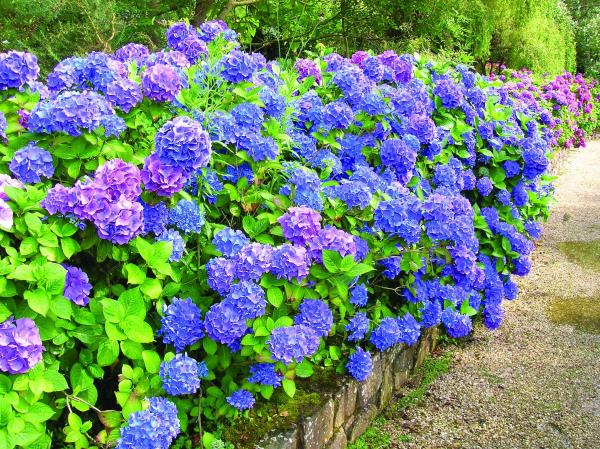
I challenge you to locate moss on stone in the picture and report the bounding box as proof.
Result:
[546,296,600,334]
[557,239,600,272]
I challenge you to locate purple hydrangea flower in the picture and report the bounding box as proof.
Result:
[204,301,248,345]
[234,243,273,281]
[116,397,180,449]
[155,116,212,174]
[307,226,357,263]
[160,353,202,396]
[0,199,13,230]
[0,51,40,90]
[114,43,150,64]
[0,112,6,140]
[0,318,44,374]
[213,227,250,257]
[248,363,283,387]
[346,312,369,341]
[206,257,236,295]
[156,229,185,262]
[63,265,92,306]
[268,325,320,365]
[159,298,204,352]
[278,206,322,245]
[220,50,258,83]
[346,347,373,381]
[224,280,266,320]
[141,64,183,102]
[271,244,310,282]
[9,143,54,184]
[226,389,255,410]
[142,153,188,197]
[294,58,322,84]
[374,195,422,244]
[105,78,142,112]
[476,177,493,196]
[293,299,333,337]
[169,199,205,234]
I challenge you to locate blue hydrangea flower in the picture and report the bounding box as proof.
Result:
[0,317,44,374]
[224,280,266,320]
[248,363,284,387]
[105,78,142,112]
[346,312,369,342]
[156,229,185,262]
[213,227,250,257]
[206,257,236,295]
[220,50,258,83]
[370,317,400,351]
[374,195,422,244]
[483,304,504,330]
[349,284,368,307]
[63,265,92,306]
[226,389,255,410]
[234,243,273,281]
[141,63,184,102]
[271,244,310,282]
[224,163,254,184]
[322,100,354,129]
[0,112,6,140]
[169,200,205,234]
[330,181,372,209]
[420,300,442,328]
[441,308,472,338]
[142,202,168,236]
[476,177,493,196]
[159,298,204,352]
[160,353,202,396]
[307,226,357,263]
[380,256,401,279]
[268,325,320,365]
[232,102,264,131]
[346,347,373,381]
[0,51,40,90]
[293,299,333,337]
[397,313,421,346]
[259,87,286,118]
[116,397,180,449]
[9,143,54,184]
[204,301,248,345]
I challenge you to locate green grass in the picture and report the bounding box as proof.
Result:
[349,351,453,448]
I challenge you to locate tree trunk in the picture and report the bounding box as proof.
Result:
[192,0,212,26]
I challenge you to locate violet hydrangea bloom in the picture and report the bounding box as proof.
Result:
[307,225,357,263]
[142,202,169,236]
[293,299,333,337]
[141,153,188,197]
[294,58,322,84]
[374,195,423,244]
[271,244,310,282]
[114,43,150,64]
[206,257,236,295]
[155,116,212,173]
[0,51,40,90]
[105,78,142,113]
[9,143,54,184]
[268,325,320,365]
[278,206,322,245]
[0,111,6,140]
[212,227,250,257]
[0,199,13,230]
[141,63,183,102]
[115,397,180,449]
[0,317,44,374]
[63,265,92,306]
[219,50,258,83]
[346,347,373,381]
[158,298,204,352]
[224,281,266,320]
[226,389,255,410]
[160,353,202,396]
[234,243,273,281]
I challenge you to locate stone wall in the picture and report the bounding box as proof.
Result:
[257,327,439,449]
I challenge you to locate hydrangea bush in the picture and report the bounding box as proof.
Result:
[0,20,598,449]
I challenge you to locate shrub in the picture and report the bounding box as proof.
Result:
[0,20,597,449]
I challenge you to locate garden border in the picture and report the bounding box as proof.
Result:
[256,327,439,449]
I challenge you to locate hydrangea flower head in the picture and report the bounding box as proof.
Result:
[212,227,250,257]
[397,313,421,346]
[346,347,373,381]
[0,318,44,374]
[142,202,169,236]
[279,206,322,245]
[9,143,54,184]
[0,51,40,90]
[142,153,188,197]
[160,353,202,396]
[206,257,236,295]
[141,64,183,102]
[248,363,283,387]
[349,284,368,307]
[234,243,273,281]
[370,317,400,351]
[226,389,255,410]
[204,301,248,345]
[271,244,311,282]
[293,299,333,337]
[169,200,205,234]
[159,298,204,352]
[346,312,369,341]
[116,397,180,449]
[155,116,212,173]
[156,229,185,262]
[224,280,266,320]
[63,265,92,306]
[268,325,320,365]
[441,308,472,338]
[220,50,258,83]
[307,226,357,263]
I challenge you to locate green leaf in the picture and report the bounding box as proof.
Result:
[13,422,43,447]
[329,346,341,361]
[24,213,43,235]
[23,402,55,423]
[102,299,126,324]
[0,400,14,427]
[345,263,375,278]
[43,371,68,393]
[203,338,218,355]
[266,288,284,307]
[121,318,154,343]
[119,288,146,319]
[125,264,146,285]
[97,339,120,366]
[141,350,161,374]
[295,360,314,378]
[61,238,81,259]
[24,289,50,316]
[282,379,296,398]
[322,250,341,273]
[140,278,162,299]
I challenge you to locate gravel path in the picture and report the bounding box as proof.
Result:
[383,143,600,449]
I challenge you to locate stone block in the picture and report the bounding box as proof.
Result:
[393,346,415,391]
[347,405,378,444]
[302,398,334,449]
[326,429,347,449]
[379,368,393,408]
[256,427,299,449]
[357,354,382,407]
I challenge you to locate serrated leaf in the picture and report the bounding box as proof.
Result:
[121,318,154,343]
[97,339,120,366]
[322,250,341,273]
[142,350,161,374]
[295,360,314,378]
[282,379,296,398]
[266,288,283,307]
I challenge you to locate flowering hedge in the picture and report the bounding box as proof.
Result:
[0,20,598,449]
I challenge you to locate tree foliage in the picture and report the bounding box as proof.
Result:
[0,0,585,75]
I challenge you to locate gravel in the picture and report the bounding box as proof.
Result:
[382,144,600,449]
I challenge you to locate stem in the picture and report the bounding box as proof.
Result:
[198,385,204,449]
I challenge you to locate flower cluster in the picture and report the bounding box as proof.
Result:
[0,318,44,374]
